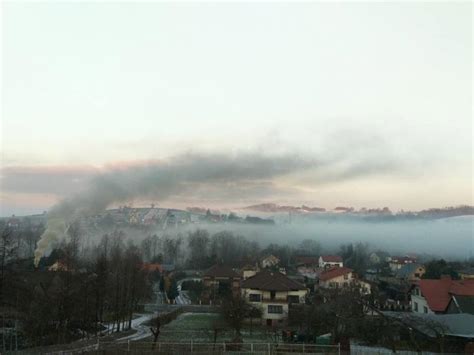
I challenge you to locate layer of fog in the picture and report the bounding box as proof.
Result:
[81,216,473,261]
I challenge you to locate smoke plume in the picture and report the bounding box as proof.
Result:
[33,148,401,265]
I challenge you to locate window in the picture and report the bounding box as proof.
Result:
[268,305,283,314]
[423,306,428,314]
[249,294,261,302]
[344,274,349,280]
[270,291,276,300]
[413,302,418,312]
[287,295,299,304]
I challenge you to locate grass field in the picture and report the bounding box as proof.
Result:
[151,312,282,343]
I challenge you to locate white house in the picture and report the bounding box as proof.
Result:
[318,267,354,289]
[318,255,343,269]
[261,255,280,269]
[241,271,308,326]
[389,256,416,272]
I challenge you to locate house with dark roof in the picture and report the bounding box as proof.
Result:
[241,271,308,326]
[295,256,320,268]
[411,276,474,314]
[318,255,343,269]
[202,264,241,300]
[389,256,416,272]
[395,263,426,281]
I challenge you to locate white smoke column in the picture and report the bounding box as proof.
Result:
[34,217,68,264]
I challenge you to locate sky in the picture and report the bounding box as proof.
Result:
[1,1,473,216]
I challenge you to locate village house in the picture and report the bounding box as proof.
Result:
[295,256,320,268]
[318,267,371,294]
[241,270,308,326]
[389,256,416,272]
[318,255,343,269]
[318,267,354,289]
[241,264,259,280]
[411,276,474,314]
[295,256,322,280]
[202,264,241,300]
[261,255,280,269]
[369,251,390,265]
[395,263,426,281]
[458,267,474,280]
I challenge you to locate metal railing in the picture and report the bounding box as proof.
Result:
[94,340,341,354]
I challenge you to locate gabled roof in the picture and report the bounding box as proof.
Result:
[418,278,474,312]
[320,255,343,263]
[450,295,474,315]
[395,263,424,279]
[204,264,240,279]
[241,270,306,291]
[319,267,353,281]
[295,256,320,265]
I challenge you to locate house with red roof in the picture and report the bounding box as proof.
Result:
[319,267,354,288]
[318,255,343,269]
[318,267,371,294]
[411,276,474,314]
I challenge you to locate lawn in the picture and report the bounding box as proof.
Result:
[150,312,281,343]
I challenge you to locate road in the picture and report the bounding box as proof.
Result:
[116,313,155,341]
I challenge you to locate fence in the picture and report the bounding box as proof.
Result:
[350,344,463,355]
[93,341,341,354]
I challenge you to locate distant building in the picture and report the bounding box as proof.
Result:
[369,251,391,265]
[6,215,20,229]
[241,264,259,280]
[295,256,320,268]
[458,267,474,280]
[202,264,241,300]
[141,263,162,273]
[261,255,280,269]
[318,267,371,294]
[241,271,308,326]
[395,263,426,281]
[318,267,354,289]
[411,276,474,314]
[389,256,416,272]
[48,261,70,272]
[318,255,343,269]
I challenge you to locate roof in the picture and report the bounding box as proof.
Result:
[320,255,343,263]
[459,267,474,275]
[418,278,474,312]
[319,267,353,281]
[450,295,474,315]
[142,263,162,272]
[204,264,240,279]
[390,256,416,264]
[383,312,474,338]
[295,256,320,265]
[262,254,279,261]
[395,263,424,279]
[241,270,307,291]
